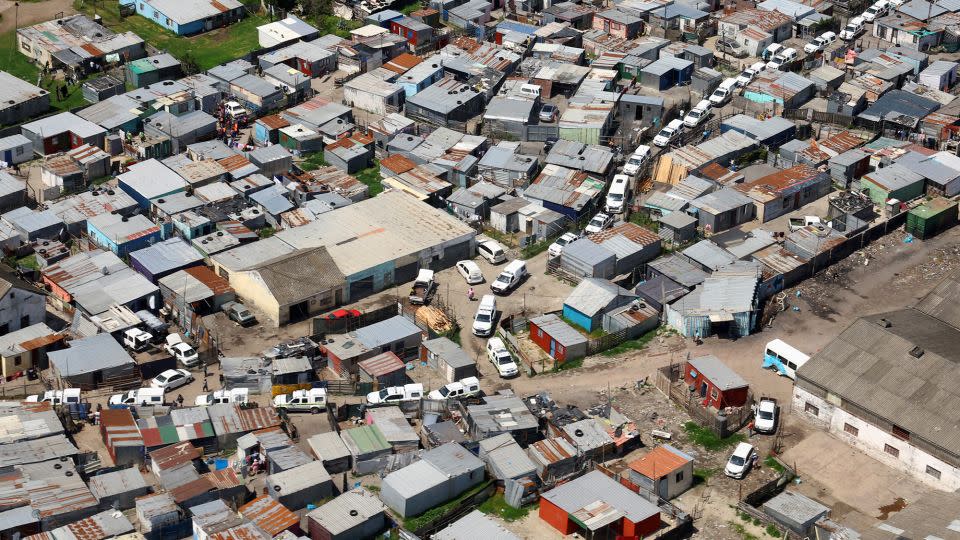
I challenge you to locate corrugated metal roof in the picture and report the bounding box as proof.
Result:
[434,510,522,540]
[266,460,331,495]
[366,407,418,444]
[48,333,133,377]
[207,404,280,437]
[341,425,391,455]
[562,418,615,452]
[542,470,659,523]
[306,431,351,462]
[306,488,385,535]
[88,467,147,499]
[130,237,203,276]
[267,446,313,471]
[239,496,298,536]
[565,278,636,317]
[149,441,200,471]
[358,352,405,377]
[355,316,421,349]
[687,355,749,390]
[478,433,537,480]
[421,337,475,369]
[763,490,829,522]
[530,314,588,348]
[682,240,737,271]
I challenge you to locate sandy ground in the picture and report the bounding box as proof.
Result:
[0,0,76,34]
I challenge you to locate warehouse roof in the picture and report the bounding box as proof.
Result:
[307,488,385,535]
[249,247,344,306]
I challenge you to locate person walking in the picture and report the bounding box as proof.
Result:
[202,378,209,392]
[176,394,184,407]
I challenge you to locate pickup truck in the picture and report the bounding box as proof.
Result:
[788,216,822,231]
[409,269,436,305]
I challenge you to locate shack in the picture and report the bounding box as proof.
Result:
[358,351,407,388]
[762,491,830,536]
[306,431,352,474]
[265,460,333,510]
[365,406,419,453]
[478,433,538,483]
[306,488,387,540]
[627,445,694,500]
[88,467,150,510]
[340,424,392,474]
[528,313,588,364]
[420,337,477,383]
[49,333,137,390]
[683,354,749,409]
[379,442,486,518]
[99,408,145,468]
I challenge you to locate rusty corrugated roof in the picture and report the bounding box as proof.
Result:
[239,496,298,536]
[183,265,233,296]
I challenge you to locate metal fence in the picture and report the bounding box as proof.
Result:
[311,302,400,337]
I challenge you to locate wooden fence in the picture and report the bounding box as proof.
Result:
[783,108,855,128]
[655,364,754,438]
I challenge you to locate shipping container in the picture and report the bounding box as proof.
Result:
[906,198,958,239]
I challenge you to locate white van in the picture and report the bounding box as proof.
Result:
[840,16,865,40]
[108,387,165,407]
[472,294,497,336]
[605,174,630,214]
[763,339,810,379]
[477,240,507,264]
[709,78,738,106]
[491,260,528,295]
[767,47,797,71]
[366,383,424,404]
[519,83,541,98]
[683,99,712,128]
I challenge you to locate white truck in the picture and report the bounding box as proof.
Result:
[273,388,328,413]
[409,269,436,305]
[195,388,249,406]
[490,260,528,295]
[366,383,424,404]
[108,387,165,407]
[26,388,81,405]
[427,377,481,400]
[788,215,822,231]
[165,334,199,367]
[122,328,153,352]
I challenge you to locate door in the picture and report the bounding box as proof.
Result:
[699,382,708,398]
[658,477,669,499]
[289,301,310,323]
[549,339,556,358]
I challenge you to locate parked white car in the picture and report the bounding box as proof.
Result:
[548,232,579,258]
[653,119,684,147]
[456,260,484,284]
[165,334,199,367]
[477,239,507,264]
[427,377,481,400]
[804,31,837,54]
[486,337,519,378]
[622,145,651,176]
[584,212,614,234]
[150,369,194,392]
[195,388,249,407]
[273,388,327,413]
[754,398,778,434]
[724,442,756,479]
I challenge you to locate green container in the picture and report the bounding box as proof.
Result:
[906,198,959,239]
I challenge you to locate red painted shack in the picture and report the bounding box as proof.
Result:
[683,355,749,409]
[528,313,588,364]
[390,16,434,48]
[540,470,660,537]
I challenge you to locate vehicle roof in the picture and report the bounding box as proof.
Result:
[156,369,186,378]
[733,442,754,455]
[666,119,684,128]
[479,239,503,250]
[487,336,506,348]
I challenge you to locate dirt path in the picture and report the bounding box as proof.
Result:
[0,0,77,35]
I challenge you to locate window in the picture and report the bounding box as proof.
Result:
[926,465,941,480]
[892,425,910,441]
[710,388,719,400]
[843,423,859,437]
[675,471,684,482]
[14,357,21,366]
[20,315,29,329]
[0,324,8,335]
[804,402,819,416]
[537,329,543,338]
[884,444,900,458]
[15,147,23,156]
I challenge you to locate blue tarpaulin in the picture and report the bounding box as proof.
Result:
[762,353,787,376]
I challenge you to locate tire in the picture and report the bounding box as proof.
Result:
[310,407,320,414]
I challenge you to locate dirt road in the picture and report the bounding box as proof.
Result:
[0,0,76,35]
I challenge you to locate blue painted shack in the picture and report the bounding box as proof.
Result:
[127,0,245,36]
[562,278,638,332]
[87,213,162,257]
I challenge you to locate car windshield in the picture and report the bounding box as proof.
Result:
[590,217,603,227]
[759,410,774,420]
[377,389,389,399]
[155,374,168,383]
[730,455,745,466]
[439,386,451,397]
[688,110,701,119]
[497,353,513,365]
[476,313,491,323]
[542,105,555,113]
[122,391,134,401]
[496,274,510,284]
[628,157,641,166]
[844,24,856,30]
[657,128,671,138]
[239,310,250,318]
[609,193,623,201]
[556,237,570,246]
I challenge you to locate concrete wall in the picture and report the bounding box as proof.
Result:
[793,385,960,492]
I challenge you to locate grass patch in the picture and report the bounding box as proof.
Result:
[15,254,39,271]
[552,358,583,371]
[629,211,659,232]
[764,456,786,475]
[520,237,552,259]
[440,326,462,346]
[729,522,759,540]
[355,161,383,197]
[315,15,363,39]
[693,467,718,486]
[403,481,492,532]
[258,226,275,238]
[364,484,380,493]
[765,524,782,537]
[299,152,329,171]
[477,494,531,522]
[600,326,659,357]
[481,228,516,248]
[74,2,269,71]
[683,421,746,451]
